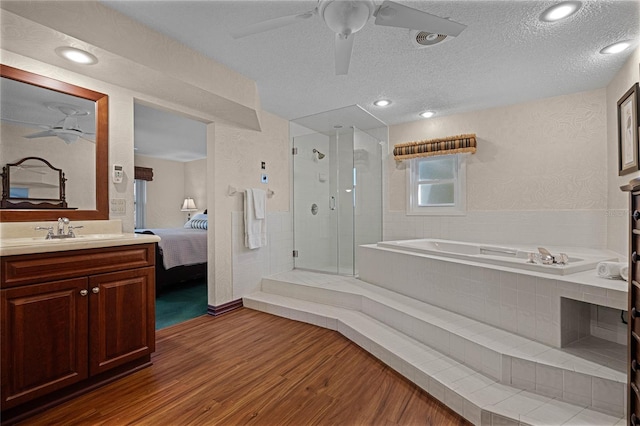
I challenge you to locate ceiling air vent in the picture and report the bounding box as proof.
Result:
[411,31,447,48]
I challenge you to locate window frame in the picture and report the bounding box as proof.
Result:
[406,154,467,216]
[133,179,147,229]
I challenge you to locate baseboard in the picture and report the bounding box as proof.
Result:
[207,299,243,316]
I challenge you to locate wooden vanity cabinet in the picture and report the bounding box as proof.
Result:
[0,243,155,421]
[622,178,640,426]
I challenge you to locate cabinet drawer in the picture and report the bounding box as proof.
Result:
[1,244,155,288]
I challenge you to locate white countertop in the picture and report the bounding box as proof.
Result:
[0,220,160,256]
[0,233,160,256]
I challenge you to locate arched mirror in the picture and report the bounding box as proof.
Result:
[0,65,108,221]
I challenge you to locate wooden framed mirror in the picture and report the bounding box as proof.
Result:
[0,65,108,222]
[2,157,69,209]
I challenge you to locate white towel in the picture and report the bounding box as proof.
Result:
[244,189,267,249]
[252,188,266,219]
[597,261,626,279]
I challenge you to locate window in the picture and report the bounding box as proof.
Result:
[134,179,147,229]
[407,154,466,215]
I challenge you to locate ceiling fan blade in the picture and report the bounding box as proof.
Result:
[24,130,57,139]
[374,0,466,37]
[1,117,50,129]
[335,33,355,76]
[230,10,315,39]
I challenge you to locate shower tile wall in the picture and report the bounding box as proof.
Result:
[232,211,293,298]
[294,133,335,272]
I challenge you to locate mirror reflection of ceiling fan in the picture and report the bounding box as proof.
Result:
[2,102,95,144]
[230,0,467,75]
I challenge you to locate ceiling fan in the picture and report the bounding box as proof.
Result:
[2,102,95,144]
[230,0,467,75]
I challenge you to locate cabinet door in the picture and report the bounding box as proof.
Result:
[1,278,89,409]
[631,191,640,425]
[89,267,155,375]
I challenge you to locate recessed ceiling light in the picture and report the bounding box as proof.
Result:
[600,40,633,54]
[55,47,98,65]
[374,99,391,107]
[539,1,581,22]
[419,111,435,118]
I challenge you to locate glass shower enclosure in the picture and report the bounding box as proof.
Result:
[291,105,387,276]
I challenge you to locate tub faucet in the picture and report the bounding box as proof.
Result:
[537,247,569,265]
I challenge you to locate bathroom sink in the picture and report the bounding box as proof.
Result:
[0,234,128,247]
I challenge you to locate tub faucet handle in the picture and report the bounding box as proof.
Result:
[537,247,554,264]
[556,253,569,265]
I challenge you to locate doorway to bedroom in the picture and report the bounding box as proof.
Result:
[133,101,209,330]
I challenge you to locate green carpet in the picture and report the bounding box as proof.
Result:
[155,280,208,330]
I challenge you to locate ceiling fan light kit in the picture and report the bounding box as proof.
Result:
[231,0,466,76]
[319,0,374,36]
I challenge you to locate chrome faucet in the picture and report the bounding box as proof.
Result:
[537,247,569,265]
[34,218,82,239]
[58,217,69,236]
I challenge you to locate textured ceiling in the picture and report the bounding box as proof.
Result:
[103,0,639,127]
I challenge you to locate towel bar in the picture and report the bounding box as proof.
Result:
[227,185,274,198]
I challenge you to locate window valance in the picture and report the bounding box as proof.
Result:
[134,166,153,181]
[393,133,476,161]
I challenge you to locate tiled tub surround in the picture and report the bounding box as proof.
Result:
[244,271,626,424]
[358,243,626,348]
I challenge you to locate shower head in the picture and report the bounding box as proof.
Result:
[313,149,325,160]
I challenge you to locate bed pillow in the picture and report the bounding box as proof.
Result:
[184,213,207,230]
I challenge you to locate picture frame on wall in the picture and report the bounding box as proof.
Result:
[618,82,640,176]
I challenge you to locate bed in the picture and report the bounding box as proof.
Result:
[136,213,208,293]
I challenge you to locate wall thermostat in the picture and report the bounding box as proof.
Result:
[112,164,124,183]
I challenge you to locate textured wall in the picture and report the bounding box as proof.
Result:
[184,158,207,213]
[606,45,640,256]
[389,88,607,212]
[385,89,610,249]
[134,155,186,228]
[212,111,290,304]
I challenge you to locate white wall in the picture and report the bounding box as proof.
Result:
[134,155,185,228]
[184,158,207,213]
[133,156,208,228]
[213,111,291,303]
[606,45,640,256]
[386,88,609,249]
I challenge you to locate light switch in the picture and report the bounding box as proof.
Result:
[110,198,126,214]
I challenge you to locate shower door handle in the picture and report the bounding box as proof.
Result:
[329,196,336,210]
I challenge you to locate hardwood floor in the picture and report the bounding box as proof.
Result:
[20,308,470,425]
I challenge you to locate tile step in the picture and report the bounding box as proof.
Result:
[244,291,623,426]
[261,274,625,384]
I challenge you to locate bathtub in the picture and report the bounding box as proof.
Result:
[376,239,618,275]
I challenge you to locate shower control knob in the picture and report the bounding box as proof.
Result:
[634,210,640,221]
[632,307,638,319]
[634,251,638,263]
[633,359,638,373]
